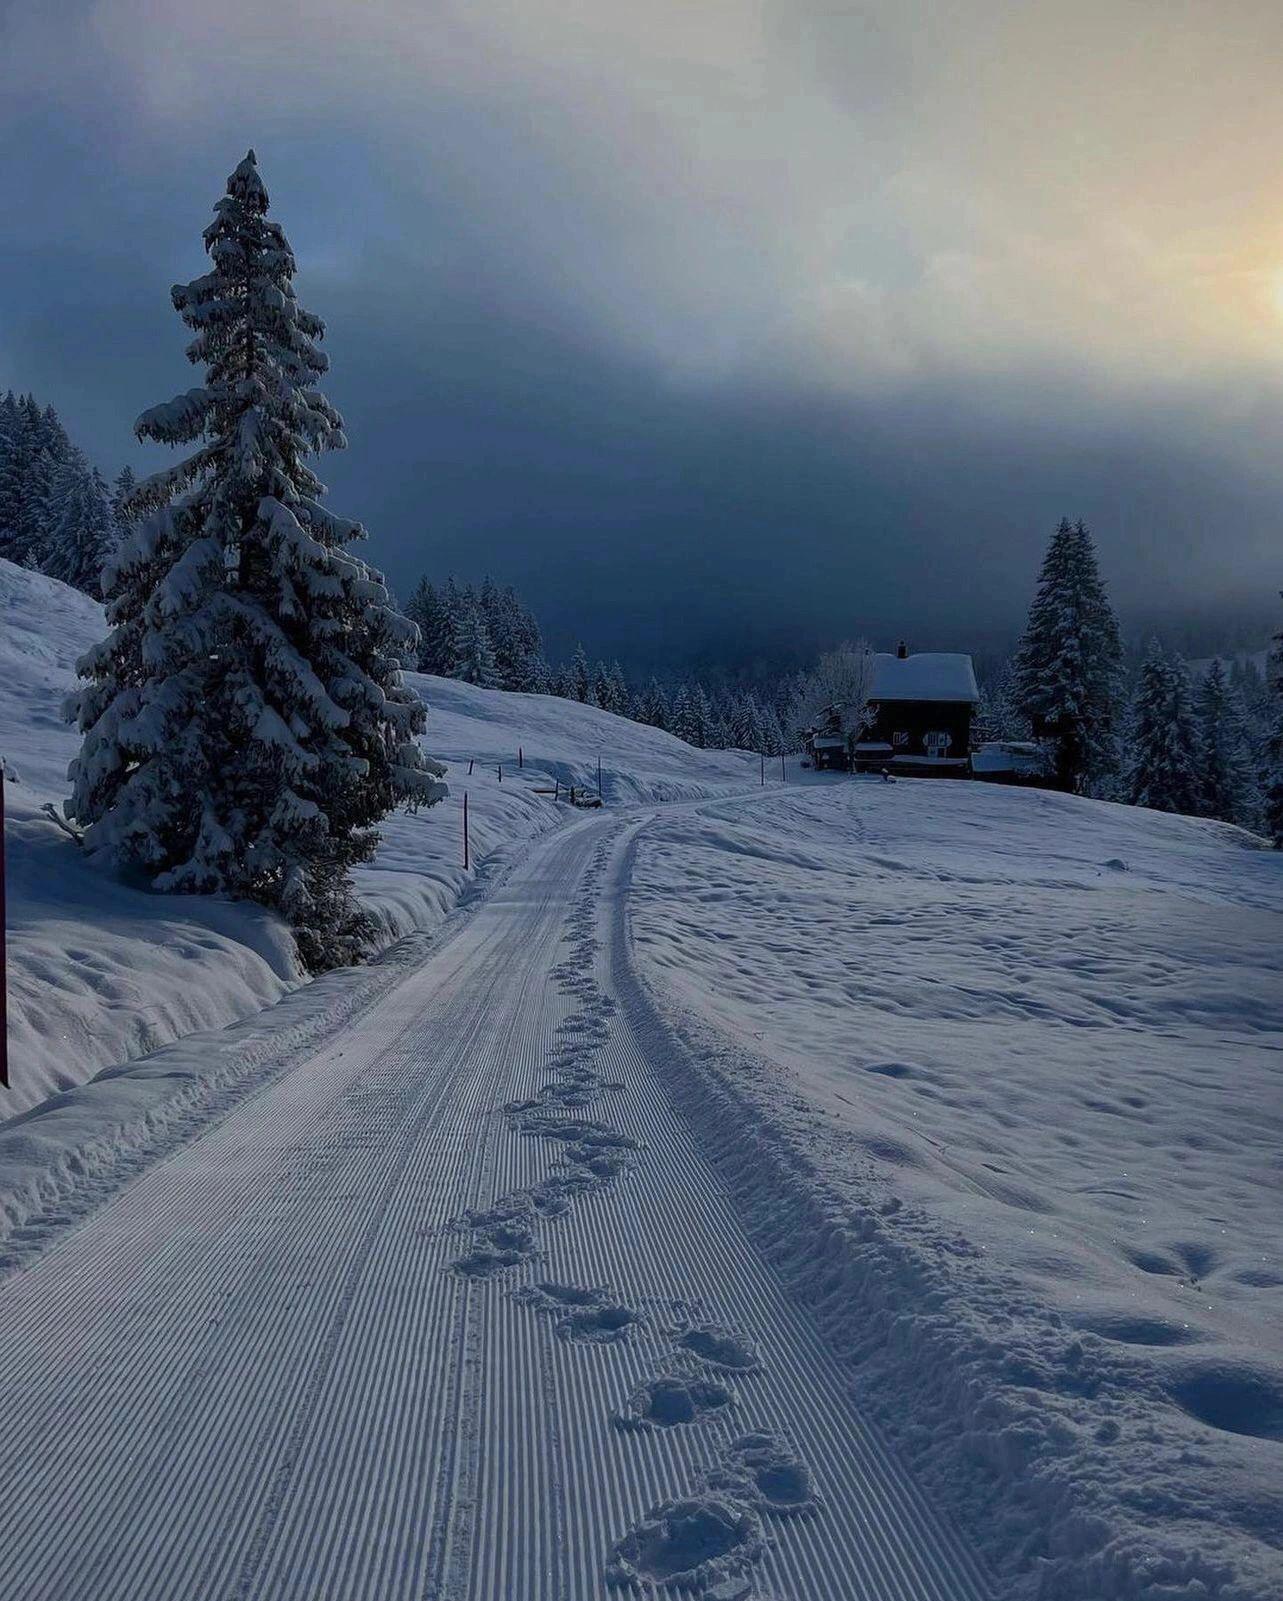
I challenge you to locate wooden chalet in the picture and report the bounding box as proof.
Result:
[852,643,979,777]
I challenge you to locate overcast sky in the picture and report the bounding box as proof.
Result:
[2,0,1281,666]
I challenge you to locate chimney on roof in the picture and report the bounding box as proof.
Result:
[896,640,909,659]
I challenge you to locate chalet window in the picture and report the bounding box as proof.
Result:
[892,731,909,747]
[924,730,952,754]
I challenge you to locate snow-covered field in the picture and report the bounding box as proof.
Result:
[4,557,1281,1598]
[0,558,758,1117]
[629,779,1283,1596]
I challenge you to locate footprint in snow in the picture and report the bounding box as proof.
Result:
[606,1496,763,1594]
[613,1372,738,1432]
[449,1217,539,1278]
[669,1322,764,1375]
[607,1432,816,1593]
[515,1281,642,1345]
[517,1114,640,1155]
[711,1432,818,1517]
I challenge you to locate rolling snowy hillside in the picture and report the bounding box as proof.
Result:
[3,559,1282,1599]
[0,559,758,1116]
[630,781,1283,1597]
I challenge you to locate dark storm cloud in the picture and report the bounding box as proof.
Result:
[2,0,1281,668]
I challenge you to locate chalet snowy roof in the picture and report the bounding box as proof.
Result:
[869,651,979,704]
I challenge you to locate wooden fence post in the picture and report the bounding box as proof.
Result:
[498,764,503,783]
[468,758,474,775]
[518,746,523,769]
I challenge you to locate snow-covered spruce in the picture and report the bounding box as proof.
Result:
[1197,657,1260,828]
[66,151,445,970]
[1267,618,1283,847]
[451,598,502,688]
[1013,517,1123,793]
[43,454,119,595]
[0,391,77,572]
[1127,639,1202,816]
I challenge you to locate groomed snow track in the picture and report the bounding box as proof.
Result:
[0,805,994,1600]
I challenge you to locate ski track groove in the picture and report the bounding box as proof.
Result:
[0,804,994,1600]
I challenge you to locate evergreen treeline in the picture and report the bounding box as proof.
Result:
[403,574,792,755]
[985,516,1278,837]
[406,531,1283,835]
[0,391,134,594]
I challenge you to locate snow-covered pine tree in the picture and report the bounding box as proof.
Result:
[591,660,615,712]
[1265,611,1283,847]
[405,577,457,675]
[44,454,119,594]
[736,694,764,752]
[111,466,139,549]
[515,603,546,691]
[975,658,1029,742]
[722,694,747,749]
[759,703,785,757]
[0,392,22,555]
[452,601,502,687]
[403,577,433,669]
[1197,659,1260,828]
[1126,641,1202,815]
[1013,518,1123,793]
[0,396,38,563]
[667,683,697,744]
[696,684,718,747]
[112,466,137,519]
[486,583,526,690]
[702,688,733,749]
[20,403,75,570]
[637,677,668,729]
[68,150,445,970]
[478,575,502,628]
[524,652,551,694]
[570,643,592,703]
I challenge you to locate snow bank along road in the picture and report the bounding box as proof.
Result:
[0,799,993,1601]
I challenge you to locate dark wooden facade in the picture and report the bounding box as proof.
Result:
[856,697,973,774]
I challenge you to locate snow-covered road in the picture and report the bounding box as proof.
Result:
[0,801,991,1601]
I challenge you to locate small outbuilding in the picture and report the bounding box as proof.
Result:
[853,643,979,776]
[970,740,1049,786]
[806,703,851,771]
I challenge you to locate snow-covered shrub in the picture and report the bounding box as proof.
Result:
[788,641,876,746]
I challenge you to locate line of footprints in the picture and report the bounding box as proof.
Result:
[448,836,818,1598]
